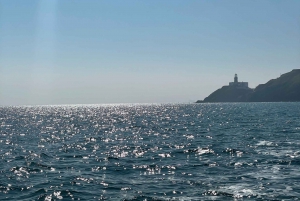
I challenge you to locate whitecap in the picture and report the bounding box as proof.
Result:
[256,140,275,146]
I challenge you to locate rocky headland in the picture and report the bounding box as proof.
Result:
[196,69,300,103]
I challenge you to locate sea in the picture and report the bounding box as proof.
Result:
[0,103,299,201]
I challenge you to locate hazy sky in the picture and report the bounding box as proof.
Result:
[0,1,299,105]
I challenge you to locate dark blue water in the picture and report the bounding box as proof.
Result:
[0,103,300,200]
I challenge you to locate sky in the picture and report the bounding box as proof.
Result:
[0,0,299,105]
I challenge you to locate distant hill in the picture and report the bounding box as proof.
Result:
[196,69,300,103]
[201,86,253,102]
[249,69,300,102]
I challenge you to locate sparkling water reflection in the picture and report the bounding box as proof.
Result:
[0,103,300,200]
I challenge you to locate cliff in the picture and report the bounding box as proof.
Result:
[197,69,300,103]
[202,86,253,102]
[249,69,300,102]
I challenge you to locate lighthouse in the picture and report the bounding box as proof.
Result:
[229,74,249,88]
[234,74,238,83]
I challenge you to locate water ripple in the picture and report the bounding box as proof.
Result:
[0,103,299,200]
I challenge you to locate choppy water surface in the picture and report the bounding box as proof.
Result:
[0,103,300,200]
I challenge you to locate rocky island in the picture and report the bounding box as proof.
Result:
[197,69,300,103]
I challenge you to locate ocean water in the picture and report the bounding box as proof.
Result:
[0,103,300,201]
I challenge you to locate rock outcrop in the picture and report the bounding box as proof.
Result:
[197,69,300,103]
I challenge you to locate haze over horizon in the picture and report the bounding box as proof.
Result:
[0,1,299,106]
